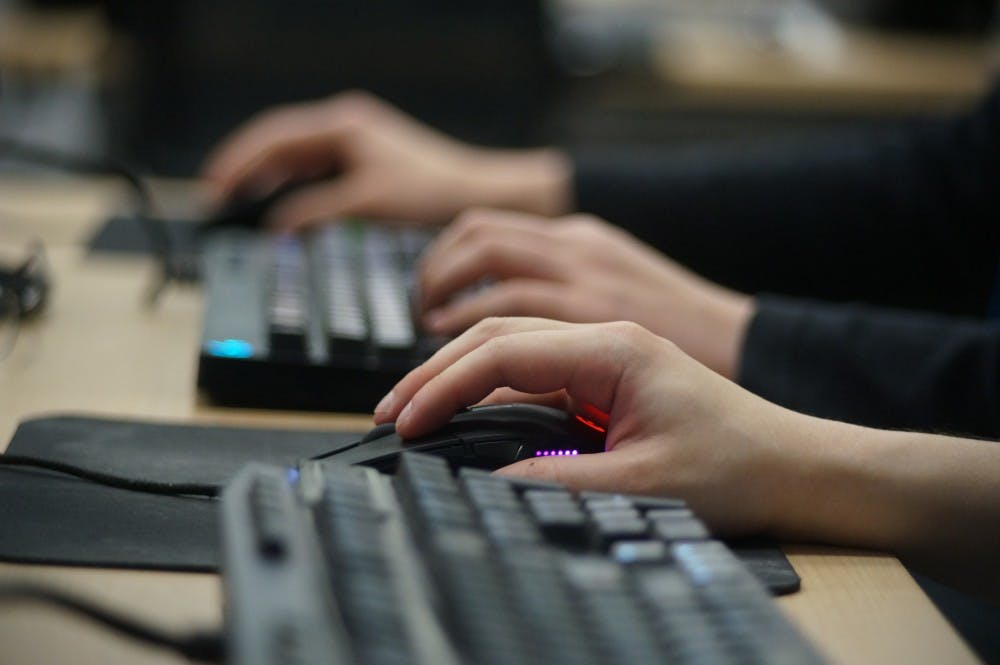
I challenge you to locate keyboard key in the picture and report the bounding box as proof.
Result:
[651,514,711,542]
[267,236,309,357]
[317,226,368,353]
[248,476,292,560]
[579,491,687,512]
[610,539,669,565]
[589,514,650,549]
[364,229,416,352]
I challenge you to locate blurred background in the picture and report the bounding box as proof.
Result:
[0,0,997,176]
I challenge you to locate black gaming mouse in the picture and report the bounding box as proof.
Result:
[323,403,608,473]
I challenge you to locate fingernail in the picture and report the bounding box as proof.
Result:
[373,391,396,419]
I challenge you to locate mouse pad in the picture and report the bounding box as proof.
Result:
[0,414,363,571]
[0,415,801,594]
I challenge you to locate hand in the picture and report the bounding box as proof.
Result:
[374,317,794,536]
[201,91,572,231]
[376,317,1000,591]
[418,210,755,378]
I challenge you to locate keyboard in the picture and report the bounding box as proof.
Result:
[221,453,825,665]
[197,221,442,411]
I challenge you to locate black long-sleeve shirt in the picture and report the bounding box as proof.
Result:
[572,82,1000,438]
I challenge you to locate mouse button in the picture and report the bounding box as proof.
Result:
[361,422,398,443]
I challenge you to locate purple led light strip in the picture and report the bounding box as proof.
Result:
[534,449,579,457]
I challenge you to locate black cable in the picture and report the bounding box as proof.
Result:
[0,455,219,498]
[0,582,224,662]
[0,137,182,305]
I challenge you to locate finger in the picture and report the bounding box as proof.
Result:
[264,175,375,232]
[422,280,599,335]
[374,317,576,423]
[419,236,565,312]
[420,208,557,276]
[202,105,334,197]
[395,326,632,438]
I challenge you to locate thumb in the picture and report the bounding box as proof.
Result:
[494,450,622,493]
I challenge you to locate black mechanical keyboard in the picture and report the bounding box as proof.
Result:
[197,221,441,411]
[222,453,825,665]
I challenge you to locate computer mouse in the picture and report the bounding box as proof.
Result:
[200,178,325,230]
[322,403,608,473]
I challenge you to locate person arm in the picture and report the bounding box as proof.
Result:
[739,295,1000,437]
[373,317,1000,599]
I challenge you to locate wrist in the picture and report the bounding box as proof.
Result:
[762,413,903,551]
[459,147,573,217]
[702,290,755,380]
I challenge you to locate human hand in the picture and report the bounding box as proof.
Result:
[376,317,1000,590]
[201,92,571,231]
[418,210,754,378]
[374,317,797,536]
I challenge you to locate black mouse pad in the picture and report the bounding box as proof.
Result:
[0,468,218,570]
[0,415,800,594]
[0,414,363,570]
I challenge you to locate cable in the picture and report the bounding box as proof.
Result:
[0,455,219,498]
[0,137,184,305]
[0,582,224,662]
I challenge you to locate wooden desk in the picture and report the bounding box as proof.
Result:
[651,25,999,112]
[556,1,999,113]
[0,180,981,664]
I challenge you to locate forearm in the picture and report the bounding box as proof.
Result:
[769,413,1000,597]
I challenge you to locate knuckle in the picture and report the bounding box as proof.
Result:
[503,280,536,304]
[469,316,508,340]
[479,334,511,361]
[452,208,495,236]
[504,281,549,311]
[325,90,387,132]
[605,320,648,342]
[601,321,659,361]
[476,240,507,265]
[562,213,605,235]
[328,89,380,114]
